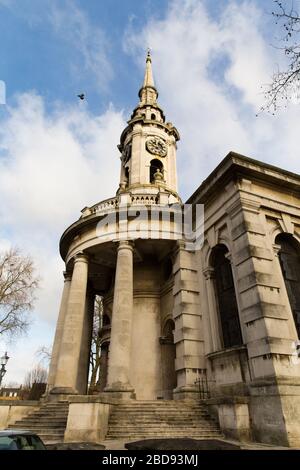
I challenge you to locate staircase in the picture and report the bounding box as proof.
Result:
[106,400,222,440]
[8,401,69,444]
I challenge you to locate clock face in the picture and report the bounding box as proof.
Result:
[146,137,167,157]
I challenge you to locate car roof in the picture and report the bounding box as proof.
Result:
[0,429,39,436]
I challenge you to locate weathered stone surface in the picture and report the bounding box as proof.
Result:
[45,52,300,448]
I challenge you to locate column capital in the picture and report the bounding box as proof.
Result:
[73,252,89,264]
[117,240,134,252]
[273,243,281,257]
[203,266,215,280]
[63,271,72,282]
[174,239,186,253]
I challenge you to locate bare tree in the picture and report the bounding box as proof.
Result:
[23,365,48,389]
[263,0,300,112]
[88,296,103,393]
[0,247,39,338]
[22,364,48,401]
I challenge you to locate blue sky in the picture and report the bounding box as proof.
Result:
[0,0,300,384]
[0,0,170,115]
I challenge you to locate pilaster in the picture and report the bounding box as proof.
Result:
[172,241,205,400]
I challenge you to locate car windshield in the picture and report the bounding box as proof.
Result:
[0,436,19,450]
[0,434,46,450]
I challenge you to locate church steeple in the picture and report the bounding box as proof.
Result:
[138,50,158,106]
[117,51,180,202]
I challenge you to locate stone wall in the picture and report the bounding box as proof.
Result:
[64,402,110,443]
[188,152,300,446]
[0,401,39,429]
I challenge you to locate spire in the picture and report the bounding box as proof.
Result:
[143,49,155,88]
[138,49,158,105]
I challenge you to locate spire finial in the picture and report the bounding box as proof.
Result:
[146,48,151,62]
[142,48,155,88]
[138,49,158,105]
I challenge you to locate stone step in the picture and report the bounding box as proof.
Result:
[9,426,66,431]
[106,429,221,439]
[32,406,68,409]
[23,429,65,434]
[114,409,207,412]
[26,407,68,412]
[107,427,219,433]
[106,430,221,439]
[108,425,218,430]
[111,404,206,409]
[106,431,222,440]
[16,430,65,438]
[11,414,67,420]
[109,413,212,418]
[9,422,67,429]
[22,413,68,419]
[16,421,66,427]
[106,400,221,441]
[39,404,68,408]
[12,418,67,424]
[110,411,211,416]
[109,420,217,427]
[7,402,69,444]
[22,415,68,421]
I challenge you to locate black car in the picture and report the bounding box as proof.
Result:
[0,430,46,450]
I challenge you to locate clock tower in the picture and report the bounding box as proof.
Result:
[117,51,181,204]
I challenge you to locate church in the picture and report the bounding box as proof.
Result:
[42,52,300,446]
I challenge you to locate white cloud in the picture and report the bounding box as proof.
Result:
[0,93,124,231]
[49,0,113,91]
[124,0,300,198]
[0,92,125,333]
[0,91,125,382]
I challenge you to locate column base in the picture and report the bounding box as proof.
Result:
[50,387,78,395]
[173,386,200,401]
[104,382,135,400]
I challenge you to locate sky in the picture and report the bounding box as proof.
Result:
[0,0,299,385]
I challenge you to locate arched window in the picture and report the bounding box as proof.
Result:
[160,319,176,399]
[211,245,242,348]
[163,319,175,342]
[275,233,300,338]
[151,113,156,120]
[150,159,163,183]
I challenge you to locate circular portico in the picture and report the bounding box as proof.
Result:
[48,195,181,399]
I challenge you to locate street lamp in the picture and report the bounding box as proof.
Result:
[0,352,9,388]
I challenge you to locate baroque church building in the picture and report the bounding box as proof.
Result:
[43,52,300,447]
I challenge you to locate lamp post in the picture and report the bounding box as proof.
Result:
[0,352,9,388]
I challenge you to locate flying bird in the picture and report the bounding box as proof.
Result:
[77,93,85,100]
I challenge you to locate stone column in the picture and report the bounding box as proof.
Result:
[105,241,134,397]
[77,290,94,395]
[51,252,89,395]
[98,342,109,392]
[47,271,72,392]
[203,267,222,352]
